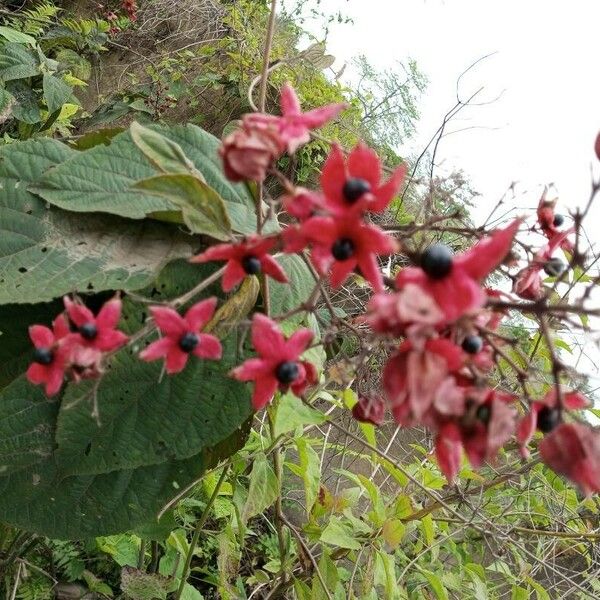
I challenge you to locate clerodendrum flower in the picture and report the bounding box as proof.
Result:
[540,422,600,497]
[140,299,222,374]
[231,314,317,410]
[190,235,288,292]
[293,215,398,292]
[320,143,407,216]
[64,296,129,352]
[26,315,71,397]
[395,219,521,323]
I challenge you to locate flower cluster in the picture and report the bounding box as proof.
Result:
[27,296,128,396]
[23,84,600,497]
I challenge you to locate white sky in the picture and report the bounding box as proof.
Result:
[296,0,600,390]
[298,0,600,221]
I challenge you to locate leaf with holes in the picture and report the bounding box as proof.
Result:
[0,138,192,304]
[32,124,276,234]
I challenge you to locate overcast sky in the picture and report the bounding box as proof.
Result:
[295,0,600,388]
[297,0,600,221]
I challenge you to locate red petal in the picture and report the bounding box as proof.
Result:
[356,253,384,292]
[165,347,189,374]
[563,391,590,410]
[320,145,346,205]
[150,306,187,337]
[29,325,54,348]
[347,143,381,189]
[231,358,272,381]
[357,224,398,254]
[329,258,357,288]
[251,376,279,410]
[63,296,94,327]
[45,365,64,396]
[435,423,463,482]
[190,243,237,263]
[280,82,301,116]
[310,244,334,275]
[53,315,70,339]
[427,272,486,323]
[27,362,48,385]
[222,259,246,292]
[251,314,286,358]
[193,334,222,360]
[96,297,122,330]
[457,219,521,281]
[426,339,464,372]
[300,216,338,245]
[284,328,313,359]
[260,255,289,283]
[185,297,218,331]
[299,103,345,128]
[140,337,174,362]
[370,164,407,212]
[96,329,128,352]
[516,410,538,458]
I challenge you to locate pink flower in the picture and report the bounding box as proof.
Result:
[320,143,407,215]
[384,339,466,425]
[395,219,521,323]
[295,215,398,292]
[282,188,325,221]
[513,264,543,300]
[435,388,517,482]
[536,189,573,252]
[191,235,288,292]
[246,83,345,153]
[352,395,385,426]
[64,296,128,352]
[366,283,445,335]
[26,315,71,396]
[517,389,589,458]
[231,314,317,410]
[540,423,600,497]
[220,124,283,182]
[140,299,222,374]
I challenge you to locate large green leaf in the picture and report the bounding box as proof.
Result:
[0,86,15,123]
[42,73,72,113]
[55,333,252,476]
[0,139,192,304]
[0,42,39,81]
[5,79,40,124]
[32,124,275,234]
[269,254,315,317]
[134,174,232,241]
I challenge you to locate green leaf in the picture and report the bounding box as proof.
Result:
[273,393,325,438]
[32,124,270,234]
[0,139,192,304]
[55,331,252,476]
[269,254,315,317]
[0,27,36,47]
[382,519,405,550]
[73,127,125,150]
[0,86,15,124]
[320,516,361,550]
[42,73,72,113]
[241,454,278,524]
[55,48,91,81]
[130,122,197,175]
[511,586,528,600]
[5,79,41,123]
[0,43,39,81]
[374,551,399,599]
[420,513,435,546]
[422,570,448,600]
[134,174,232,240]
[295,437,321,514]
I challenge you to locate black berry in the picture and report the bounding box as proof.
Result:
[332,238,355,261]
[476,404,491,424]
[462,335,483,354]
[34,347,54,365]
[544,257,565,277]
[553,214,564,227]
[342,178,371,203]
[79,322,98,340]
[179,332,199,353]
[242,255,261,275]
[275,361,299,384]
[420,244,453,279]
[537,406,561,433]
